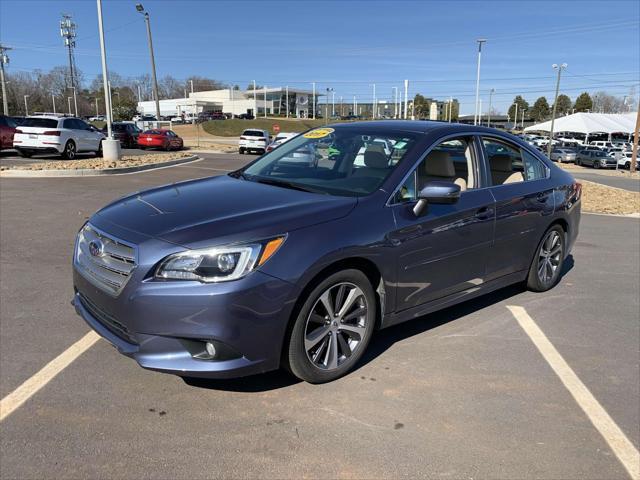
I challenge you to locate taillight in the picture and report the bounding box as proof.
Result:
[240,136,247,140]
[14,129,23,134]
[43,130,61,136]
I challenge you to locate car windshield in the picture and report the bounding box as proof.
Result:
[21,118,58,128]
[238,127,418,197]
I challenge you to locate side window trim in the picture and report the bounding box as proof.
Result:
[387,132,483,206]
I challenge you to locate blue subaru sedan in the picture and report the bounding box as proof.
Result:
[73,121,581,383]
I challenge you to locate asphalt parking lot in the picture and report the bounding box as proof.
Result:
[1,154,639,479]
[571,170,639,192]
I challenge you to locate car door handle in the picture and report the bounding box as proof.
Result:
[475,207,494,220]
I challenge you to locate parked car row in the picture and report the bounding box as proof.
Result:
[0,114,184,157]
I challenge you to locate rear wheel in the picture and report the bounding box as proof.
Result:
[625,161,630,170]
[95,141,103,158]
[593,160,600,169]
[239,148,245,154]
[62,140,76,160]
[285,269,376,383]
[526,225,565,292]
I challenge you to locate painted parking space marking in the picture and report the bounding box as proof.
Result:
[508,305,640,480]
[0,331,100,422]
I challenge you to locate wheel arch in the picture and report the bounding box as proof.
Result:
[280,256,385,366]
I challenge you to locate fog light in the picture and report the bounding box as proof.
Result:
[205,341,216,357]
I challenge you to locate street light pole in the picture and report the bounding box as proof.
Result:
[521,109,526,129]
[67,97,72,115]
[404,79,409,120]
[285,85,289,119]
[312,82,316,120]
[136,4,161,122]
[513,103,518,131]
[95,97,99,117]
[97,0,120,159]
[473,39,486,125]
[488,88,495,127]
[253,79,257,119]
[547,63,567,158]
[23,95,29,116]
[52,93,56,114]
[392,87,398,118]
[371,83,376,119]
[263,85,267,118]
[72,86,78,117]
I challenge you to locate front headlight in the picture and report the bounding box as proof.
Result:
[155,237,285,283]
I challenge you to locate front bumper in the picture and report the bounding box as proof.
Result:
[73,264,300,379]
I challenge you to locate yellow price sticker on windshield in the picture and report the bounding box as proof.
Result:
[303,128,334,139]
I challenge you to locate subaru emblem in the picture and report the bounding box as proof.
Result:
[88,239,104,257]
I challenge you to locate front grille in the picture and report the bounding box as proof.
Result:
[78,292,137,345]
[74,224,137,296]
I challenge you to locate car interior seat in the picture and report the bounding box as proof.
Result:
[490,154,524,184]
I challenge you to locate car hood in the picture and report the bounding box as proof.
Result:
[93,175,357,248]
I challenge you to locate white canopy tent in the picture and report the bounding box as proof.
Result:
[524,112,636,142]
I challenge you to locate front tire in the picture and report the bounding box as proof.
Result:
[526,225,565,292]
[285,269,376,383]
[62,140,76,160]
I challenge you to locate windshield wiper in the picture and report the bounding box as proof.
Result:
[252,177,324,194]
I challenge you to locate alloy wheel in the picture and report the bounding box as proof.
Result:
[66,142,76,159]
[304,282,368,371]
[537,230,562,285]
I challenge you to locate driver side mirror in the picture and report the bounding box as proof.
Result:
[412,181,461,216]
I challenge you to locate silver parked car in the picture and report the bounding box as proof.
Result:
[549,148,577,163]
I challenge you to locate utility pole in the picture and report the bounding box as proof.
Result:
[52,93,56,114]
[513,103,518,131]
[95,97,99,116]
[312,82,316,120]
[547,63,567,158]
[521,109,526,129]
[488,88,495,127]
[325,88,330,124]
[403,79,409,120]
[137,83,142,102]
[68,97,72,115]
[136,4,161,122]
[23,95,29,116]
[60,15,78,116]
[0,45,11,115]
[331,90,335,117]
[190,79,194,94]
[474,39,486,125]
[339,96,343,116]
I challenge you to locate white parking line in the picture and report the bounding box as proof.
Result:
[0,331,100,422]
[508,305,640,480]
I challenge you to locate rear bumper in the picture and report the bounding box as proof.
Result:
[72,266,300,379]
[14,146,61,154]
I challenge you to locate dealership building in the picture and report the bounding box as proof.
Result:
[137,87,320,118]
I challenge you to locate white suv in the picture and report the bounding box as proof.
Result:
[239,129,271,155]
[13,116,105,159]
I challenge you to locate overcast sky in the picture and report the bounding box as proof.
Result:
[1,0,638,114]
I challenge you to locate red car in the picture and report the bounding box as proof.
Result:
[137,129,184,151]
[0,115,17,151]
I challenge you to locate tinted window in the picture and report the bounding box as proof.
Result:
[113,124,127,132]
[22,118,59,128]
[241,128,418,197]
[243,130,266,137]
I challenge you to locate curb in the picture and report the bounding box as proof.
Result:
[0,155,200,178]
[583,212,640,218]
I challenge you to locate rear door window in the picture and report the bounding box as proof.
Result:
[243,130,265,137]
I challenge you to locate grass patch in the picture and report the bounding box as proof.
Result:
[201,118,351,137]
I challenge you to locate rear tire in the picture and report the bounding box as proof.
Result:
[62,140,76,160]
[95,141,103,158]
[526,225,565,292]
[285,269,376,383]
[593,160,600,169]
[239,148,245,154]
